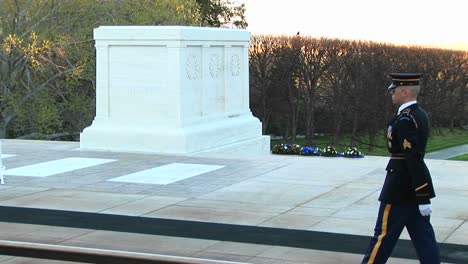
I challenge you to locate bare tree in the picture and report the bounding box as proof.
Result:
[249,35,278,134]
[268,36,302,142]
[248,34,467,146]
[321,40,351,145]
[298,37,342,145]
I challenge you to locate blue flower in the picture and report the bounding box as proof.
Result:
[300,146,321,156]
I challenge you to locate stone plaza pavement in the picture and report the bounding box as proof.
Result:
[0,139,467,263]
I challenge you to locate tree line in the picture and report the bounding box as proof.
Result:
[249,35,467,148]
[1,0,466,148]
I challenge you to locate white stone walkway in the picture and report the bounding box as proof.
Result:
[0,139,466,263]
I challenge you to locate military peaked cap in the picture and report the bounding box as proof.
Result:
[388,73,422,90]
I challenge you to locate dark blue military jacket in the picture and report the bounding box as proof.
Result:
[379,103,436,204]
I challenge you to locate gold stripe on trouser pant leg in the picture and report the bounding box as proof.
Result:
[369,204,391,263]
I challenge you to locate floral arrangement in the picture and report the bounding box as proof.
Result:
[271,143,301,155]
[340,147,365,158]
[320,145,338,157]
[272,143,365,159]
[300,146,321,156]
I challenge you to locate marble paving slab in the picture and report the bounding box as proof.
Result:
[4,157,116,177]
[109,163,224,185]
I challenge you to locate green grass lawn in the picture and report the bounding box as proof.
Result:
[271,128,468,157]
[448,154,468,161]
[425,128,468,152]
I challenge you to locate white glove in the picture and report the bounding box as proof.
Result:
[419,204,432,216]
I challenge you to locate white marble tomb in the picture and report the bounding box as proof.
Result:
[80,26,270,154]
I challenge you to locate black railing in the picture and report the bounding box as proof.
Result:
[0,240,248,264]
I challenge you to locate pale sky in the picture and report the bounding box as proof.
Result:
[238,0,468,51]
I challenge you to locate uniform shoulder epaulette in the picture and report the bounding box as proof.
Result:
[398,108,418,128]
[401,108,411,115]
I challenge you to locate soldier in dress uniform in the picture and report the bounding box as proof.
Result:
[362,73,440,263]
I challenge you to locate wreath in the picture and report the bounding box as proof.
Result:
[340,147,365,158]
[271,143,301,155]
[321,146,338,157]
